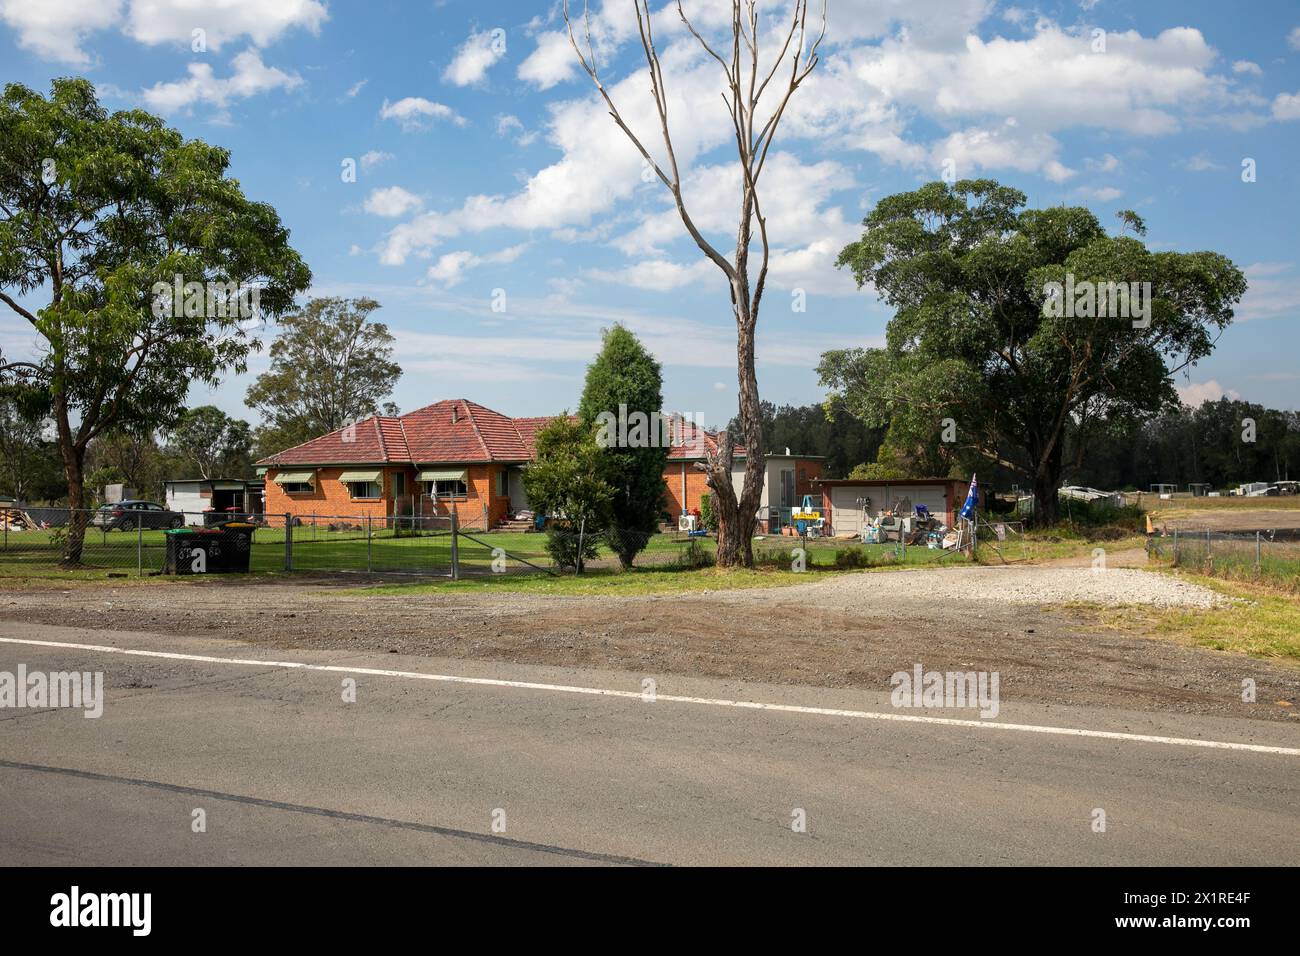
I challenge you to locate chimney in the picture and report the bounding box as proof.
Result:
[451,403,459,424]
[785,447,790,456]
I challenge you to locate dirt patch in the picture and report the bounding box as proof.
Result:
[2,566,1296,724]
[1152,507,1300,533]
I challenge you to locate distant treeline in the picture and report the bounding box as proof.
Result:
[1063,398,1299,491]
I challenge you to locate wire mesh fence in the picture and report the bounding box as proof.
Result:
[0,506,981,580]
[1149,528,1300,591]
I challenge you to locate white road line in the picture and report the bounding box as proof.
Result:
[2,635,1297,757]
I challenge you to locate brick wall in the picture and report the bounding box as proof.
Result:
[264,464,512,529]
[661,461,711,516]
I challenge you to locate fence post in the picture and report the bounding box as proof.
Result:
[284,513,294,571]
[137,519,143,576]
[1173,527,1179,564]
[577,517,586,575]
[1206,529,1212,570]
[1256,531,1261,572]
[367,514,373,573]
[449,510,460,580]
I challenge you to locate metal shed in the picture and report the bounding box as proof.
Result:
[814,478,972,535]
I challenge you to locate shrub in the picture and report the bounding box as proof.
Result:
[544,524,602,572]
[834,547,869,568]
[673,539,716,569]
[698,493,719,533]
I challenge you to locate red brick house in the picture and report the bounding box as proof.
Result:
[258,399,823,529]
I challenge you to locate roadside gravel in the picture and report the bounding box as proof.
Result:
[813,565,1231,609]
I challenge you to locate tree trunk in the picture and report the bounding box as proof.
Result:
[704,287,765,569]
[1031,449,1063,527]
[60,441,89,567]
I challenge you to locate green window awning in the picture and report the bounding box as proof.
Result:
[418,469,467,482]
[338,469,382,483]
[273,471,316,485]
[254,467,267,477]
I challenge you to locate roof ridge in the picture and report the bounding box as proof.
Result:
[372,417,388,460]
[460,400,491,461]
[254,415,377,465]
[395,419,415,465]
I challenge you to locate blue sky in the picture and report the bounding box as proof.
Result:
[2,0,1298,429]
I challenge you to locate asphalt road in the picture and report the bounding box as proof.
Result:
[1,621,1297,866]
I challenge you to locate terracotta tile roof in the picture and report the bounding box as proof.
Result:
[663,415,746,461]
[256,401,740,467]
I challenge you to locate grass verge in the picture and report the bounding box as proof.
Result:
[342,564,856,597]
[1063,571,1300,663]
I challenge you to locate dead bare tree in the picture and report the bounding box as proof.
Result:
[564,0,825,567]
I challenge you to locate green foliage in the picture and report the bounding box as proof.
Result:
[698,492,719,532]
[246,297,400,450]
[522,415,613,573]
[1065,398,1300,490]
[0,79,309,558]
[577,324,669,567]
[728,399,883,478]
[824,179,1246,523]
[165,405,253,478]
[0,388,63,502]
[1055,496,1145,532]
[834,547,870,568]
[671,539,716,570]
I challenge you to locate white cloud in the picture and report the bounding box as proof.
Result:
[427,243,530,287]
[1237,262,1300,322]
[344,78,368,98]
[1076,185,1123,201]
[0,0,122,65]
[379,97,466,130]
[1180,153,1224,172]
[1,0,327,64]
[586,258,715,292]
[444,28,506,86]
[933,124,1075,182]
[1232,60,1262,76]
[1085,153,1121,172]
[1272,91,1300,121]
[141,49,302,113]
[364,186,423,217]
[1176,381,1240,407]
[124,0,326,49]
[1290,27,1300,51]
[359,150,393,172]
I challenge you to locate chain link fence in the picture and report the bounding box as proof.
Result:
[1,507,982,580]
[1149,528,1300,591]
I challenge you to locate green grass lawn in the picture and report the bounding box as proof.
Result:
[1069,571,1300,663]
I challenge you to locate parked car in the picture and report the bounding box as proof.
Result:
[93,500,186,531]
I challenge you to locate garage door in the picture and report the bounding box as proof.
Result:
[906,485,948,521]
[831,487,868,533]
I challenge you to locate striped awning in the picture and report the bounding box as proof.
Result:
[418,469,467,482]
[273,471,316,485]
[337,470,382,483]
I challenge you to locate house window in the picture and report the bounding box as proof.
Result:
[496,470,508,498]
[280,482,312,494]
[348,481,381,499]
[426,480,468,498]
[391,472,406,498]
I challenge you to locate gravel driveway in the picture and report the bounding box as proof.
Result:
[810,565,1230,610]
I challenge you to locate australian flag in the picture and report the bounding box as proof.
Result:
[958,474,978,521]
